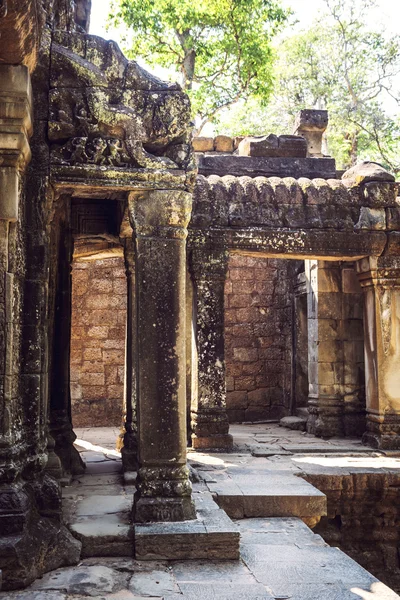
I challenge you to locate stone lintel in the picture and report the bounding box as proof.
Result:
[188,229,387,261]
[197,155,336,179]
[51,166,195,197]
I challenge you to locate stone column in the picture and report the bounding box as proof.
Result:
[306,260,344,437]
[49,219,85,479]
[190,245,233,450]
[293,270,309,412]
[357,256,400,449]
[306,260,365,438]
[129,189,195,522]
[120,237,138,472]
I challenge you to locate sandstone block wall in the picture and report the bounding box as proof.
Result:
[70,256,126,427]
[225,254,293,422]
[305,471,400,594]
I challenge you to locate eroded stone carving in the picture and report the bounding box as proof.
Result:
[49,34,195,174]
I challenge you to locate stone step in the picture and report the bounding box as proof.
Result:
[202,461,326,525]
[135,492,240,561]
[280,415,307,431]
[70,513,133,558]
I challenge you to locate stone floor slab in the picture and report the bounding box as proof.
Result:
[30,565,128,596]
[76,494,133,517]
[129,568,179,596]
[174,582,274,599]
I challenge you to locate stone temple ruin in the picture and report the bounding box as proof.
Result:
[1,0,400,595]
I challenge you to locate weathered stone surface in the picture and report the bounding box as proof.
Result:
[294,109,329,156]
[197,155,336,178]
[280,416,307,431]
[357,256,400,450]
[342,161,395,187]
[192,137,214,152]
[0,0,41,70]
[214,135,233,153]
[355,206,386,230]
[31,565,128,596]
[238,134,307,158]
[134,499,240,561]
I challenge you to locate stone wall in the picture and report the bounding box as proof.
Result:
[225,254,293,422]
[304,471,400,594]
[70,255,126,427]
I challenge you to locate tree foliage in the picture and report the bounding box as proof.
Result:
[109,0,288,132]
[217,0,400,173]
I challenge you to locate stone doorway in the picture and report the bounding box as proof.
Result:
[224,253,296,423]
[70,242,127,429]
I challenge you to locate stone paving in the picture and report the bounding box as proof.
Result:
[3,423,400,599]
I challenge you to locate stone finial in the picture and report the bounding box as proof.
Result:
[341,161,395,187]
[294,109,328,157]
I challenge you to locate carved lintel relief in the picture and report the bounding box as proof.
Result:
[0,65,33,221]
[49,34,196,184]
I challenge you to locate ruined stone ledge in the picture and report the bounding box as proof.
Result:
[187,229,387,260]
[197,155,336,179]
[50,165,196,194]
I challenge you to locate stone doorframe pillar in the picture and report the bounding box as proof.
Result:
[357,256,400,449]
[0,64,33,481]
[189,243,233,450]
[120,237,138,472]
[306,260,365,438]
[128,189,196,522]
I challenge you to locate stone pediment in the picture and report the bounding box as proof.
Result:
[49,32,196,192]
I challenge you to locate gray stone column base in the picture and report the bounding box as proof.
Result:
[307,396,344,438]
[134,496,196,523]
[134,494,239,560]
[362,413,400,449]
[192,433,233,450]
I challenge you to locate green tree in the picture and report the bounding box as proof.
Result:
[217,0,400,173]
[109,0,288,132]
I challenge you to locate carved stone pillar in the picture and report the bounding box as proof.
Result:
[0,64,32,482]
[120,237,138,472]
[190,245,233,450]
[357,256,400,449]
[129,189,195,522]
[306,260,365,438]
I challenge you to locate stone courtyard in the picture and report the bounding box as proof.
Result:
[2,0,400,597]
[2,425,400,599]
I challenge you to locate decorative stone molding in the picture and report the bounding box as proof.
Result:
[0,64,32,221]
